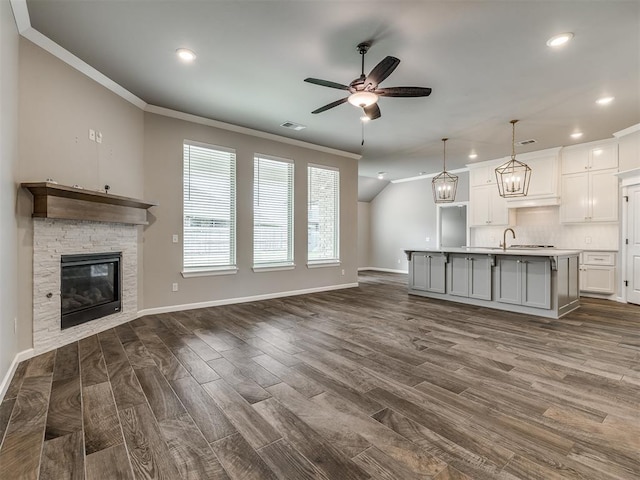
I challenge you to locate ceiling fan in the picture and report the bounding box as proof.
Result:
[304,42,432,120]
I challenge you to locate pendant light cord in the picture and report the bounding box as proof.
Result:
[442,138,448,171]
[511,119,518,160]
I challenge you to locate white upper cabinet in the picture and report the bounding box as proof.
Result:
[470,184,509,226]
[468,159,509,226]
[469,164,499,187]
[560,168,618,223]
[561,142,618,174]
[559,140,619,224]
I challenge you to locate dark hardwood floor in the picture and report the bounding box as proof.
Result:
[1,271,639,479]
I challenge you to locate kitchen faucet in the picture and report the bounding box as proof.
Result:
[502,228,515,250]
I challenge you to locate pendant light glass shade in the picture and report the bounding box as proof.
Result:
[495,120,531,198]
[432,138,458,203]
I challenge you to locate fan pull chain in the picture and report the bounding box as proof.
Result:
[361,121,365,146]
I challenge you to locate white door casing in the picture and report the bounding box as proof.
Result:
[627,184,640,305]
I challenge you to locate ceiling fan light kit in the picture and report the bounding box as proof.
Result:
[348,91,379,107]
[432,138,458,204]
[495,120,532,198]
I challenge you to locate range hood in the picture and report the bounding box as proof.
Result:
[506,195,560,209]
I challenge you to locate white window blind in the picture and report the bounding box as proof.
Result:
[308,165,340,263]
[183,141,236,271]
[253,155,294,267]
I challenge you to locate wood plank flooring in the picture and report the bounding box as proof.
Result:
[1,271,640,479]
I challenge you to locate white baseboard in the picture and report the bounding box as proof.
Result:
[0,348,35,401]
[358,267,408,274]
[137,282,359,317]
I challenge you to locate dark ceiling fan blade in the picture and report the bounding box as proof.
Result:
[304,78,350,90]
[375,86,432,97]
[365,56,400,88]
[311,97,349,114]
[363,103,381,120]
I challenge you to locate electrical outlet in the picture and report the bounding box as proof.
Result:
[341,269,345,276]
[585,236,592,244]
[172,283,178,292]
[425,237,430,242]
[172,234,179,243]
[397,259,401,264]
[89,129,95,141]
[96,131,103,144]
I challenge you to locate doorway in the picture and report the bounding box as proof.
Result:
[437,202,469,248]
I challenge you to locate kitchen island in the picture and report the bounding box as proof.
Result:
[405,247,581,319]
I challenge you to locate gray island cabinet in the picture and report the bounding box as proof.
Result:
[405,247,580,319]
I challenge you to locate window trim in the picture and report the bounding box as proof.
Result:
[307,163,340,265]
[181,267,238,278]
[183,140,237,273]
[253,153,295,269]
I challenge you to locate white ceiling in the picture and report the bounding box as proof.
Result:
[23,1,640,183]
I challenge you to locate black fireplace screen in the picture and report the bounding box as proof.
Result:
[60,252,121,329]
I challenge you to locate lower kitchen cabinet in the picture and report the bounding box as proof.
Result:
[405,249,580,319]
[409,252,446,293]
[449,254,492,300]
[496,256,551,309]
[580,251,616,294]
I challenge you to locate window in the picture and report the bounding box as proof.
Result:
[183,141,236,274]
[308,165,340,264]
[253,155,294,269]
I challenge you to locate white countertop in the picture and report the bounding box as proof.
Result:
[405,247,582,257]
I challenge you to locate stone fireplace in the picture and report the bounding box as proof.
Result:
[22,182,155,353]
[33,218,138,353]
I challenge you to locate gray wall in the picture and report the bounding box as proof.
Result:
[142,112,358,310]
[0,0,20,385]
[370,173,469,271]
[16,38,146,355]
[357,201,371,268]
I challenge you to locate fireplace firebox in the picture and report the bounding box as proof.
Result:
[60,252,122,329]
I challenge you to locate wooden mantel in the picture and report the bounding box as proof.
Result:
[22,182,158,225]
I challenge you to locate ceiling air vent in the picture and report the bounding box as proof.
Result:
[280,121,306,131]
[516,139,536,146]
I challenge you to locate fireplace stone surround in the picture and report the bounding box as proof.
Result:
[33,218,138,353]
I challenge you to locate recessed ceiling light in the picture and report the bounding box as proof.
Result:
[176,48,196,62]
[596,96,615,105]
[546,32,574,47]
[377,172,386,180]
[570,132,583,139]
[468,153,478,159]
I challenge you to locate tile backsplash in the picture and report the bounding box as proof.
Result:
[471,206,619,250]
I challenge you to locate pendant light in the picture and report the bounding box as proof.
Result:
[495,120,532,197]
[432,138,458,203]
